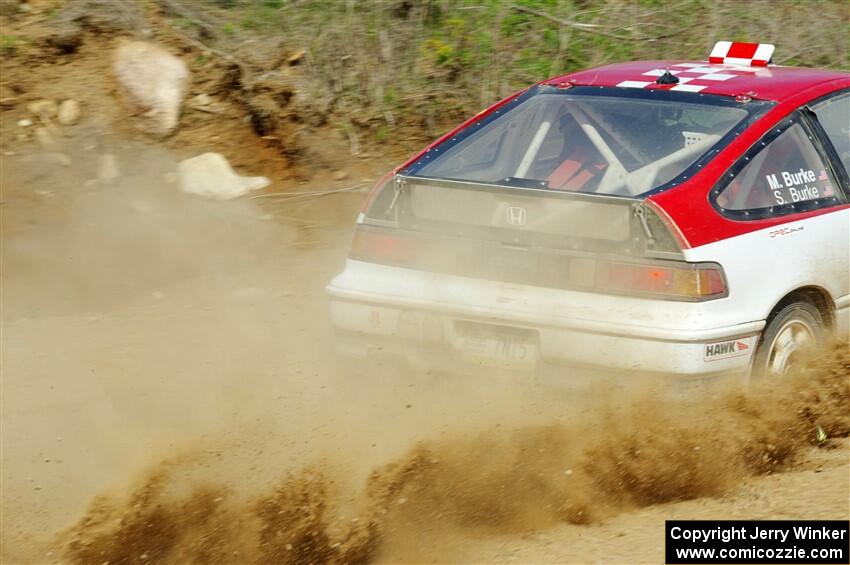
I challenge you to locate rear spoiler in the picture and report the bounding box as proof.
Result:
[361,175,685,259]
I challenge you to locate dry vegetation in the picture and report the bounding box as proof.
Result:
[156,0,850,140]
[2,0,847,155]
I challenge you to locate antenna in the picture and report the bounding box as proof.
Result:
[656,67,680,85]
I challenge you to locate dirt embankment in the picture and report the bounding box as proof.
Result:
[0,0,411,186]
[60,343,848,564]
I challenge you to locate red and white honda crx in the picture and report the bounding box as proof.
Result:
[328,42,850,378]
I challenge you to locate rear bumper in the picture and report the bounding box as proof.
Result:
[327,286,762,377]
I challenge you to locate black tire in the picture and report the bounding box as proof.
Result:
[753,301,824,377]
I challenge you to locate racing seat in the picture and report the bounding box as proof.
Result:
[546,113,608,191]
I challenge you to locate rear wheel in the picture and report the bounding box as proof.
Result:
[753,301,823,377]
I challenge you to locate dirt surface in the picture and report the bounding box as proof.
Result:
[2,123,848,563]
[2,3,849,564]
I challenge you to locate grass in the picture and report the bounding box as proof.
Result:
[0,34,22,55]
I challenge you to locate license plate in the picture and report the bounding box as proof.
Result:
[454,321,539,370]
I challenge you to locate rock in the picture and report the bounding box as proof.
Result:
[27,99,58,118]
[16,118,32,127]
[192,93,212,106]
[178,153,270,200]
[98,154,120,185]
[0,1,20,17]
[333,170,349,181]
[57,99,81,125]
[45,21,83,54]
[0,85,17,108]
[112,40,189,137]
[286,49,306,66]
[47,0,144,54]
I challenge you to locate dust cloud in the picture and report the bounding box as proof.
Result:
[2,133,848,565]
[59,341,848,564]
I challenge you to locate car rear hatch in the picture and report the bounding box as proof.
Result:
[350,174,725,301]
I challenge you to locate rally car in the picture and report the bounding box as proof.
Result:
[327,41,850,379]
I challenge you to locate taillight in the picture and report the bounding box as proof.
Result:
[596,260,727,300]
[350,228,422,265]
[350,228,727,301]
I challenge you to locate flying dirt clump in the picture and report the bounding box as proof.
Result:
[62,342,848,564]
[63,461,245,564]
[62,461,379,565]
[362,342,849,532]
[255,468,378,565]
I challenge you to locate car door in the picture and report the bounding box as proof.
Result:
[697,106,850,332]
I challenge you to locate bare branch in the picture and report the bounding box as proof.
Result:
[249,184,368,200]
[509,4,625,40]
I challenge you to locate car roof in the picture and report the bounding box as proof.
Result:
[546,60,849,102]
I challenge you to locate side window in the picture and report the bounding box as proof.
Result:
[812,92,850,176]
[715,120,839,216]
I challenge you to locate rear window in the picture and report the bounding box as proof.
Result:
[405,86,772,197]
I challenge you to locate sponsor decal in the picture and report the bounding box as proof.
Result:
[704,337,755,362]
[768,225,804,238]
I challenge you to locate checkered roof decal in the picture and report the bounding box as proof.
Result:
[616,62,766,93]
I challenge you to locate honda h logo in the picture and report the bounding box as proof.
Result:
[505,206,527,226]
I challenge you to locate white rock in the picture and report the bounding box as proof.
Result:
[57,99,81,125]
[113,40,189,137]
[16,118,32,127]
[178,153,270,200]
[192,93,212,106]
[98,154,120,185]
